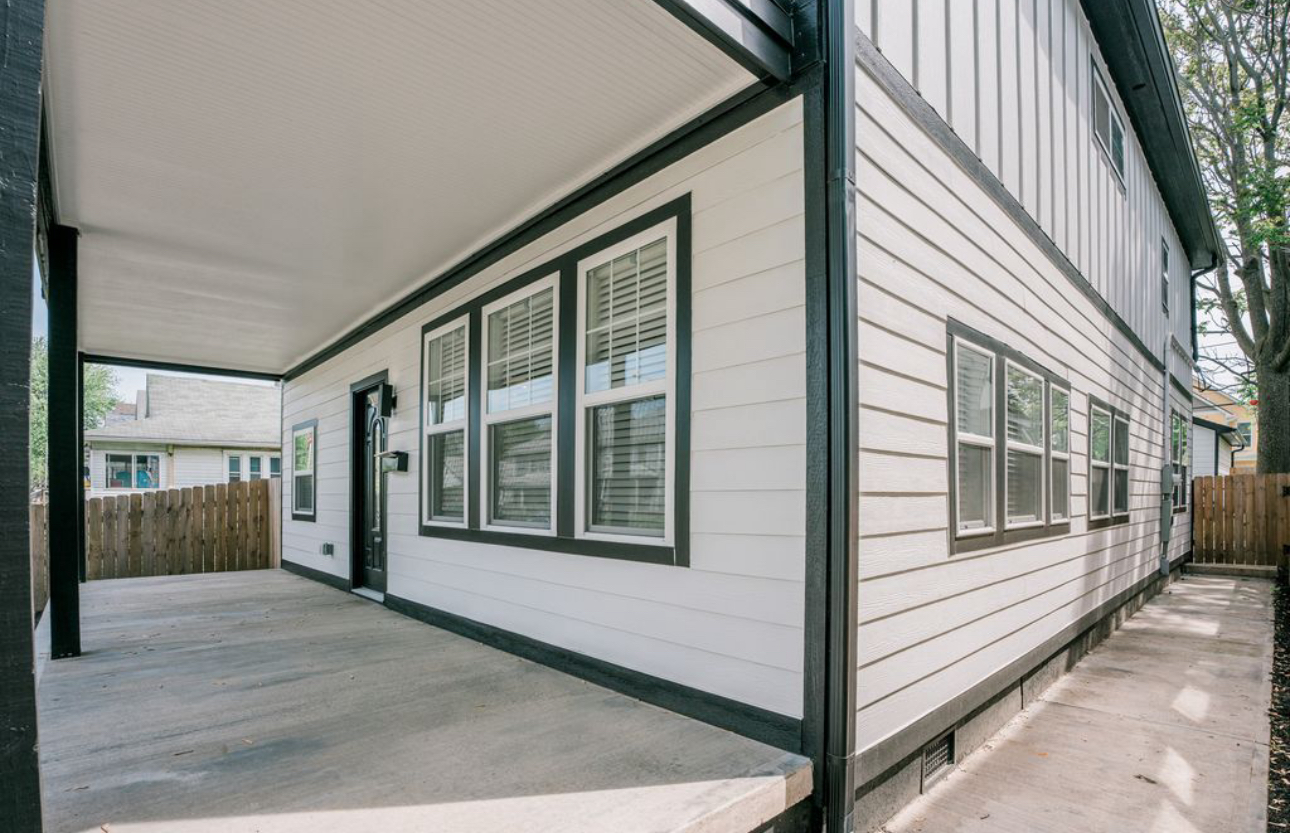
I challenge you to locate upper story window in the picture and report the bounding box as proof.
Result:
[423,319,469,526]
[1091,62,1126,182]
[948,322,1070,553]
[1161,241,1171,315]
[291,421,317,521]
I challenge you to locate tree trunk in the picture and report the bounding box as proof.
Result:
[1258,361,1290,474]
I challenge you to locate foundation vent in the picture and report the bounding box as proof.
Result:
[921,732,954,789]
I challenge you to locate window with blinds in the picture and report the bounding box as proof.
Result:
[578,228,674,540]
[1113,415,1130,515]
[483,280,556,529]
[1090,406,1111,520]
[953,340,995,535]
[1091,62,1126,182]
[1050,388,1070,522]
[1005,363,1044,528]
[424,319,468,524]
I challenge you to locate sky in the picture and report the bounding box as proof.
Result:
[31,261,276,403]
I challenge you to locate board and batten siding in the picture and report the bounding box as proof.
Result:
[857,0,1194,356]
[853,54,1189,753]
[280,99,808,717]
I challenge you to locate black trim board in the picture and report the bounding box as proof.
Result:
[1,0,47,822]
[415,197,691,568]
[653,0,794,81]
[855,551,1188,792]
[289,419,318,523]
[81,353,282,382]
[284,80,795,381]
[48,224,81,659]
[854,33,1169,377]
[382,592,801,752]
[281,559,350,592]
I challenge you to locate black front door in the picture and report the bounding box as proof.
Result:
[358,388,388,592]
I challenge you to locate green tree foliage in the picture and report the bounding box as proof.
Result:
[1163,0,1290,473]
[29,338,119,489]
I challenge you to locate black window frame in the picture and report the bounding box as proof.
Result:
[417,196,692,567]
[1087,395,1132,530]
[1161,239,1170,315]
[947,320,1071,555]
[291,418,318,523]
[1171,409,1188,514]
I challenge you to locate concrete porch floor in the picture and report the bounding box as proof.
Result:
[883,575,1273,833]
[36,571,810,833]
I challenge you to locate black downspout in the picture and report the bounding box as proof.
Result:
[822,0,859,829]
[48,224,82,659]
[0,0,49,827]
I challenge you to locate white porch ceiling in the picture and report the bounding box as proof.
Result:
[44,0,753,374]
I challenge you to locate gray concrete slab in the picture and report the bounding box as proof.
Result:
[882,575,1273,833]
[38,571,811,833]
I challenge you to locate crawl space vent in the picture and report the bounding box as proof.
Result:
[921,732,954,789]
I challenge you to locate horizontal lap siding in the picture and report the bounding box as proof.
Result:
[859,0,1194,354]
[854,63,1180,753]
[281,99,807,716]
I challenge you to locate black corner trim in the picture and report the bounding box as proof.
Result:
[653,0,794,81]
[416,196,692,569]
[855,551,1185,791]
[289,419,318,523]
[854,33,1168,377]
[281,559,350,592]
[283,80,793,381]
[382,591,801,752]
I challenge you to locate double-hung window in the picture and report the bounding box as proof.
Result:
[576,225,675,541]
[953,341,995,536]
[1049,388,1070,522]
[949,323,1069,553]
[482,278,557,530]
[424,319,469,526]
[291,421,316,521]
[228,455,242,483]
[1161,241,1170,315]
[1171,410,1188,511]
[1092,61,1126,182]
[1088,397,1131,528]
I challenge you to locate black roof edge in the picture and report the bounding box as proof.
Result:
[1081,0,1222,270]
[1192,415,1236,434]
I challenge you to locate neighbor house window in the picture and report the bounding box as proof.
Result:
[1091,62,1126,181]
[423,319,468,525]
[949,323,1070,553]
[576,224,675,540]
[105,453,161,490]
[291,421,316,521]
[414,201,691,566]
[228,455,242,483]
[482,279,557,530]
[269,456,282,479]
[1238,421,1253,445]
[1161,241,1170,315]
[1171,411,1188,511]
[1050,388,1070,522]
[249,456,262,481]
[1088,397,1131,528]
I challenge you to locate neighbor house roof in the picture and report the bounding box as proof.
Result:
[84,374,280,448]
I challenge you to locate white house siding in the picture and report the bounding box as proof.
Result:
[853,53,1187,756]
[1193,425,1219,478]
[172,447,225,488]
[281,99,808,717]
[857,0,1194,355]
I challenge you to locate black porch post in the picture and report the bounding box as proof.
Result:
[78,353,86,582]
[48,224,81,659]
[0,0,49,828]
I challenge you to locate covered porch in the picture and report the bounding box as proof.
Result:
[37,570,810,833]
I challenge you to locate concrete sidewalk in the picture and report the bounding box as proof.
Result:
[883,575,1273,833]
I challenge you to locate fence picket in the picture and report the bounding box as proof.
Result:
[1190,475,1289,569]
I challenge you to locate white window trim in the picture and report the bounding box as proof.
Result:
[479,274,559,535]
[224,452,281,483]
[291,428,315,517]
[1112,414,1131,516]
[1049,387,1071,523]
[1004,361,1046,531]
[952,337,996,538]
[1090,405,1112,521]
[573,219,678,545]
[422,315,470,528]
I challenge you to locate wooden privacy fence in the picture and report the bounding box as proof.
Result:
[31,500,48,621]
[1193,474,1290,568]
[86,479,282,580]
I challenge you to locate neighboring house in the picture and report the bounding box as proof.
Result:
[1192,416,1243,478]
[21,2,1222,832]
[1194,384,1257,471]
[84,374,281,497]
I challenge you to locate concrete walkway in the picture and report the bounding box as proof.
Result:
[883,575,1273,833]
[38,571,810,833]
